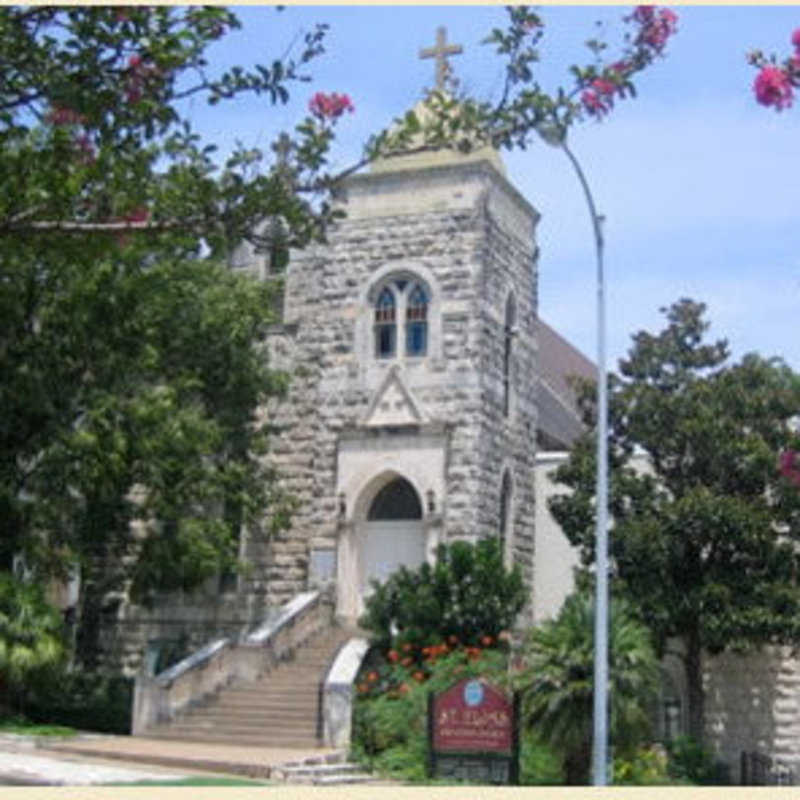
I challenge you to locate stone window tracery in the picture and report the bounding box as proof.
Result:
[374,286,397,358]
[405,284,428,357]
[499,469,512,556]
[503,293,517,417]
[371,275,431,360]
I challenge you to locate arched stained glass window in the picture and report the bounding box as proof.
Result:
[367,478,423,520]
[499,470,512,555]
[503,294,516,417]
[374,287,397,358]
[405,283,428,357]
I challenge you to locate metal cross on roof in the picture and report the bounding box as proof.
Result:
[272,132,292,169]
[419,26,463,90]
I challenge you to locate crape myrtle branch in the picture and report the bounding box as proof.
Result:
[749,27,800,111]
[2,6,676,243]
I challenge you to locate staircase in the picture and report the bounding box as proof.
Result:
[145,624,357,749]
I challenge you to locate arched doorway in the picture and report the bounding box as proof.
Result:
[360,477,425,597]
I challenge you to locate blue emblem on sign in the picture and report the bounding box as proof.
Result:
[463,679,484,707]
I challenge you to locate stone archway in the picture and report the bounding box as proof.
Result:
[360,477,425,597]
[336,472,432,622]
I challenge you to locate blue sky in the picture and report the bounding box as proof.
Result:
[184,5,800,373]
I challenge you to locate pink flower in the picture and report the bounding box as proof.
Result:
[792,28,800,52]
[123,206,149,223]
[610,60,632,77]
[581,89,611,117]
[632,6,656,25]
[592,78,616,96]
[75,133,96,165]
[754,65,794,110]
[630,6,678,53]
[45,106,86,126]
[779,450,800,487]
[308,92,355,120]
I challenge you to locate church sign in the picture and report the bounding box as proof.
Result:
[428,677,519,784]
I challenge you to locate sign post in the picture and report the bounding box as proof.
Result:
[428,677,519,784]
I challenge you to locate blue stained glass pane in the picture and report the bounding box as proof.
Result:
[376,324,396,358]
[406,321,427,356]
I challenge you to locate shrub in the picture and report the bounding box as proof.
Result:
[519,735,564,785]
[0,574,66,712]
[666,735,729,785]
[614,745,671,785]
[358,538,526,653]
[516,588,659,784]
[25,671,133,734]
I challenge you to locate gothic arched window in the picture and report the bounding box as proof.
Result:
[368,477,423,520]
[405,283,428,357]
[503,293,517,417]
[499,470,512,555]
[371,274,433,361]
[374,287,397,358]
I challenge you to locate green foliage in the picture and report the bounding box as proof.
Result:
[519,734,564,785]
[358,538,525,653]
[666,735,729,785]
[0,574,65,707]
[25,671,133,735]
[549,299,800,740]
[0,7,352,666]
[613,745,671,785]
[0,717,76,737]
[352,646,509,783]
[516,588,659,785]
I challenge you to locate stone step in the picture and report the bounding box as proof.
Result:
[142,621,359,747]
[226,683,319,693]
[191,702,315,715]
[248,685,322,695]
[177,711,316,727]
[201,697,318,711]
[163,719,318,734]
[148,729,322,748]
[272,758,380,785]
[274,762,364,779]
[239,680,323,693]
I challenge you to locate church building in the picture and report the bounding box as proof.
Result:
[113,26,591,673]
[120,30,800,784]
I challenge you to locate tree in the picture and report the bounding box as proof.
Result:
[549,299,800,742]
[0,6,355,665]
[516,587,659,785]
[1,6,679,669]
[0,574,65,713]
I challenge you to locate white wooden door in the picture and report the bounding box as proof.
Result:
[361,520,425,596]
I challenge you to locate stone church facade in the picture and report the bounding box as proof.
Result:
[233,144,540,625]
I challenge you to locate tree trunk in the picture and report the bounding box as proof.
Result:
[564,737,593,784]
[685,626,705,743]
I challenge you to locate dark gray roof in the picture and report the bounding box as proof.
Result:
[536,319,597,450]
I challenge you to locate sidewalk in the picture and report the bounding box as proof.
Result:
[0,732,344,784]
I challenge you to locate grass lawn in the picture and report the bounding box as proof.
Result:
[0,717,77,737]
[109,776,274,786]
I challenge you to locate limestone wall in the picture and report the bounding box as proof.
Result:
[705,647,800,781]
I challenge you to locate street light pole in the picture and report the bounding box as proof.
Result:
[559,139,609,786]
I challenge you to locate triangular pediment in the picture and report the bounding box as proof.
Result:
[362,366,426,428]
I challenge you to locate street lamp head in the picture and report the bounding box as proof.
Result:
[534,121,566,147]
